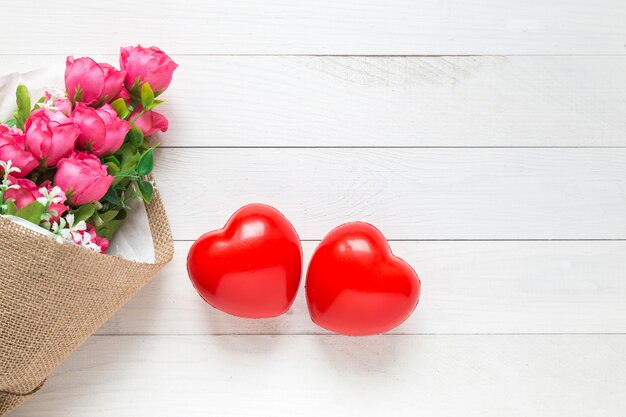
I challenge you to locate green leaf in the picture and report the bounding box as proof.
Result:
[17,201,45,225]
[117,143,140,171]
[121,153,140,173]
[96,219,123,240]
[99,209,120,224]
[111,97,130,119]
[70,204,95,223]
[103,155,121,167]
[6,200,18,216]
[95,209,126,240]
[5,118,16,127]
[127,126,144,147]
[136,149,154,176]
[15,84,31,130]
[102,186,122,207]
[141,82,155,110]
[137,180,154,204]
[103,155,121,176]
[106,162,121,176]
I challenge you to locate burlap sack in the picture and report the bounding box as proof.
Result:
[0,186,174,416]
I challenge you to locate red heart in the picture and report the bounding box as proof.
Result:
[306,222,420,335]
[187,204,302,318]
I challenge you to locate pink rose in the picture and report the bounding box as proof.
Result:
[44,91,73,115]
[86,224,109,253]
[129,106,169,136]
[0,125,38,177]
[65,57,126,104]
[24,109,80,167]
[120,45,178,94]
[115,87,131,103]
[73,103,131,156]
[3,177,68,221]
[3,176,39,209]
[55,152,114,205]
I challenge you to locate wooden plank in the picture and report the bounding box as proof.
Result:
[152,147,626,240]
[99,241,626,335]
[2,55,626,146]
[4,1,626,55]
[11,335,626,417]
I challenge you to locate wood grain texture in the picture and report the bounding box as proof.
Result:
[10,335,626,417]
[153,147,626,240]
[4,1,626,54]
[98,241,626,335]
[2,55,626,146]
[3,3,626,414]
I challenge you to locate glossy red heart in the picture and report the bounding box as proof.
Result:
[306,222,420,336]
[187,203,302,318]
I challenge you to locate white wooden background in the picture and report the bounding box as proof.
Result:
[6,1,626,415]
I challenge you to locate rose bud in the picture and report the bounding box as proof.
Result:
[128,106,169,137]
[55,152,114,205]
[0,125,38,177]
[73,103,131,156]
[120,45,178,95]
[65,57,126,105]
[24,109,80,168]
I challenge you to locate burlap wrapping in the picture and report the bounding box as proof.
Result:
[0,185,174,416]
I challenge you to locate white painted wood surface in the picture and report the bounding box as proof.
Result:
[154,148,626,240]
[6,1,626,55]
[2,55,626,146]
[6,1,626,416]
[11,336,626,417]
[97,241,626,335]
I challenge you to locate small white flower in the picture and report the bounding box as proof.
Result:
[46,87,67,101]
[37,87,67,111]
[37,185,66,206]
[65,213,75,228]
[52,217,66,233]
[36,188,49,206]
[49,186,66,204]
[0,160,22,180]
[51,214,99,250]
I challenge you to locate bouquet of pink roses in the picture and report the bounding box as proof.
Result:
[0,45,177,252]
[0,46,176,415]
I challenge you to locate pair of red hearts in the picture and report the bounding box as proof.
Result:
[186,204,421,336]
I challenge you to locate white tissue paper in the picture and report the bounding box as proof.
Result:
[0,64,155,263]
